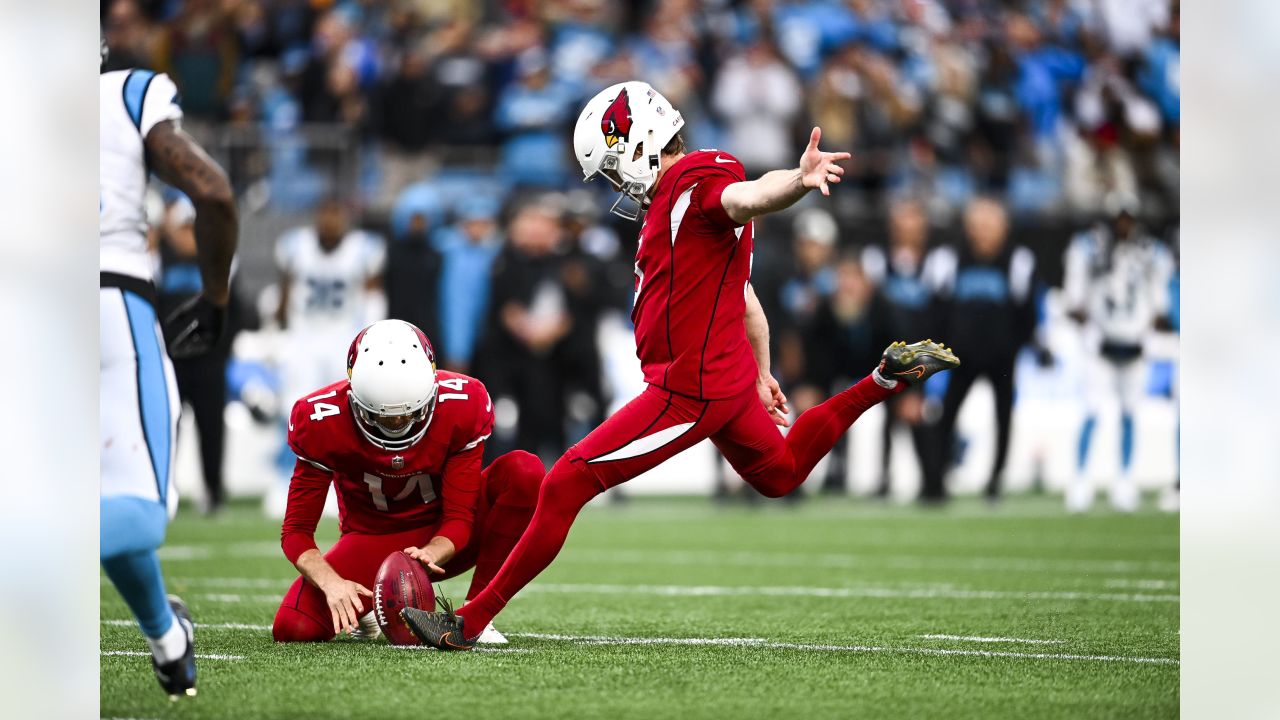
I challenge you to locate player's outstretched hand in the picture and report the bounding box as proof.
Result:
[320,577,373,635]
[798,126,850,197]
[403,546,447,575]
[757,375,791,428]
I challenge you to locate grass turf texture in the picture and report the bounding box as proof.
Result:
[101,495,1178,719]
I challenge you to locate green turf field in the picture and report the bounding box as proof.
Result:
[100,495,1178,719]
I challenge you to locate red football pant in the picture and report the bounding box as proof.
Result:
[458,375,900,638]
[272,450,545,642]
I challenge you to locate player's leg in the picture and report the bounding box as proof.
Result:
[1109,358,1146,512]
[924,361,976,502]
[453,450,547,601]
[272,526,431,641]
[100,287,191,694]
[449,387,719,642]
[986,365,1016,500]
[1069,353,1113,512]
[715,341,959,498]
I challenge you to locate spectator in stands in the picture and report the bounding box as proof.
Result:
[384,208,443,346]
[152,0,241,122]
[712,37,803,173]
[775,208,839,391]
[923,198,1038,503]
[437,197,503,373]
[862,198,938,497]
[482,201,574,462]
[493,48,577,188]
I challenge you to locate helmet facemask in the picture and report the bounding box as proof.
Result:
[348,390,436,452]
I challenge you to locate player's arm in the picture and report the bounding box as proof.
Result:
[746,284,790,427]
[145,120,237,306]
[280,460,374,636]
[404,444,484,573]
[719,127,850,225]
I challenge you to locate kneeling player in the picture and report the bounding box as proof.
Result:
[271,320,544,643]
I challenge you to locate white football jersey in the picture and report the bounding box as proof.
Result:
[1064,228,1174,346]
[276,227,387,333]
[100,69,183,281]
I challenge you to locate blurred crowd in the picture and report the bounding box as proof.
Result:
[104,0,1179,218]
[113,0,1180,508]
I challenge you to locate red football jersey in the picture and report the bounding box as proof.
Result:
[280,370,494,564]
[631,150,758,399]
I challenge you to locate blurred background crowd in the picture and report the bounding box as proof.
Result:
[103,0,1179,512]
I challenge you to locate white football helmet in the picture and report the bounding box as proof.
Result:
[573,81,684,220]
[345,320,438,451]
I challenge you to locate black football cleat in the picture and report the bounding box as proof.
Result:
[400,596,475,651]
[879,339,960,385]
[152,595,197,700]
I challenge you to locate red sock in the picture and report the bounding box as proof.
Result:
[785,374,901,483]
[459,459,601,639]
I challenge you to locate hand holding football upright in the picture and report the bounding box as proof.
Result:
[403,545,446,575]
[319,577,373,635]
[798,126,850,197]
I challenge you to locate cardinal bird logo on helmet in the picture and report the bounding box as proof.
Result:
[600,88,632,148]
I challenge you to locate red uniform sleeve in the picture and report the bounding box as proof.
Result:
[433,379,494,551]
[435,444,483,551]
[693,152,746,230]
[280,458,332,564]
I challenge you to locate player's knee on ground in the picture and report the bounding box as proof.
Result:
[100,495,168,561]
[487,450,546,507]
[272,603,334,643]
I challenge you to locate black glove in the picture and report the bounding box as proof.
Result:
[163,294,226,359]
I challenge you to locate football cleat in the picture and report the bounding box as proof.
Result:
[400,596,475,651]
[152,595,197,700]
[476,622,508,645]
[878,339,960,385]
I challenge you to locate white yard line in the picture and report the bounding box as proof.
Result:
[508,633,1175,665]
[918,634,1066,645]
[118,582,1178,605]
[154,544,1177,575]
[100,621,1172,666]
[1104,578,1179,590]
[101,650,245,661]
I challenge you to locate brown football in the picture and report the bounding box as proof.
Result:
[373,551,435,646]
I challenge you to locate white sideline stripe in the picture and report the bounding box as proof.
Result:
[919,634,1066,645]
[588,422,696,464]
[165,582,1178,605]
[101,650,244,661]
[509,633,1176,665]
[155,543,1178,576]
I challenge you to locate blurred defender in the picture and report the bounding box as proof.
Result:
[100,42,237,697]
[403,81,959,649]
[1063,198,1174,512]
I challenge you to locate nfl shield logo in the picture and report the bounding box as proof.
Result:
[391,456,405,470]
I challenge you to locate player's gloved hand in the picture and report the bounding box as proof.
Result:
[757,375,791,428]
[163,294,226,359]
[403,546,447,575]
[320,577,373,635]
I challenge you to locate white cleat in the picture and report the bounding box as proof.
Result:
[475,622,508,645]
[1065,479,1094,514]
[1157,485,1180,513]
[1109,480,1140,513]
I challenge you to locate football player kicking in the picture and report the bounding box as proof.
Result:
[271,320,545,644]
[402,81,960,650]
